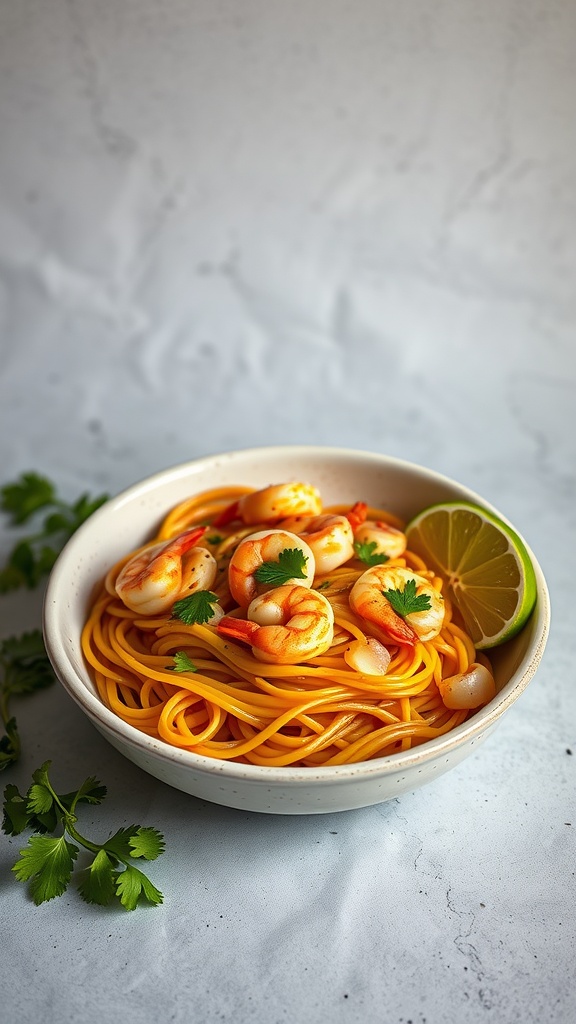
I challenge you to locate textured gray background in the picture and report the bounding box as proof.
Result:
[1,3,574,1023]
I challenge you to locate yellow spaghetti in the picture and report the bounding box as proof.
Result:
[81,482,495,768]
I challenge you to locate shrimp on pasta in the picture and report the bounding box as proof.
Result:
[349,566,444,645]
[83,478,494,768]
[114,526,214,615]
[214,481,322,526]
[228,529,315,607]
[218,584,335,664]
[277,513,355,573]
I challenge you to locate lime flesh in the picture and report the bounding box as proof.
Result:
[405,502,537,649]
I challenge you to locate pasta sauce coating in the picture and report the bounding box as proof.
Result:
[82,481,495,767]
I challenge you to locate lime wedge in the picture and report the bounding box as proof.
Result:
[405,502,537,649]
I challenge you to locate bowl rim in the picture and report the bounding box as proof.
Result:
[43,444,551,784]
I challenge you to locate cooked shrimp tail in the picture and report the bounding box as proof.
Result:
[218,616,260,644]
[174,525,210,553]
[346,501,368,530]
[372,603,419,645]
[212,500,241,527]
[213,482,322,528]
[349,565,444,646]
[217,584,334,664]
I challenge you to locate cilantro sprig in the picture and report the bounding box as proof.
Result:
[0,471,109,592]
[172,590,220,626]
[354,540,389,567]
[383,578,432,617]
[3,762,165,910]
[254,547,308,587]
[0,631,55,771]
[170,651,198,673]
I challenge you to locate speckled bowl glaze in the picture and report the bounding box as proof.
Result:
[43,447,550,814]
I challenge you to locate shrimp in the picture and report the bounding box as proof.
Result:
[277,513,355,573]
[228,529,315,608]
[353,519,407,560]
[115,526,216,615]
[217,584,334,664]
[343,499,406,560]
[349,565,444,646]
[213,481,322,526]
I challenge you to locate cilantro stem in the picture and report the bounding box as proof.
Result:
[40,777,102,854]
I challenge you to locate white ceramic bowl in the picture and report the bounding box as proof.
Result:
[43,446,550,814]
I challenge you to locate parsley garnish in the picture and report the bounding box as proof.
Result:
[253,548,308,587]
[383,578,432,618]
[354,540,389,567]
[172,590,219,625]
[170,652,198,673]
[0,631,55,771]
[206,534,223,546]
[2,761,165,910]
[0,472,108,592]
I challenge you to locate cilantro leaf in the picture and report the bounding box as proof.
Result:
[103,826,145,861]
[2,783,32,835]
[0,472,108,593]
[27,782,55,816]
[253,548,308,587]
[383,578,433,618]
[353,540,389,567]
[171,651,197,673]
[115,864,164,911]
[1,472,56,525]
[2,776,60,835]
[128,827,166,861]
[12,834,78,905]
[72,775,107,807]
[3,763,166,911]
[0,718,20,770]
[0,633,55,770]
[172,590,219,626]
[78,849,117,906]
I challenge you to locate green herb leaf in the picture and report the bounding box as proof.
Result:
[0,718,20,770]
[353,540,389,567]
[2,777,60,835]
[27,783,54,816]
[253,548,308,587]
[1,473,56,525]
[104,824,165,862]
[103,826,143,861]
[206,534,223,545]
[72,776,107,807]
[115,863,164,911]
[12,834,79,905]
[129,827,166,861]
[3,763,166,911]
[78,849,117,906]
[171,651,198,673]
[172,590,219,626]
[0,634,55,771]
[2,783,32,835]
[0,472,108,593]
[383,578,432,618]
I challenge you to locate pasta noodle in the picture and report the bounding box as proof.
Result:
[81,483,493,767]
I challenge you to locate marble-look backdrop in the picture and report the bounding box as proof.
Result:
[0,4,575,1023]
[1,2,574,493]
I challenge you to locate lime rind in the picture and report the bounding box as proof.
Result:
[405,501,537,649]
